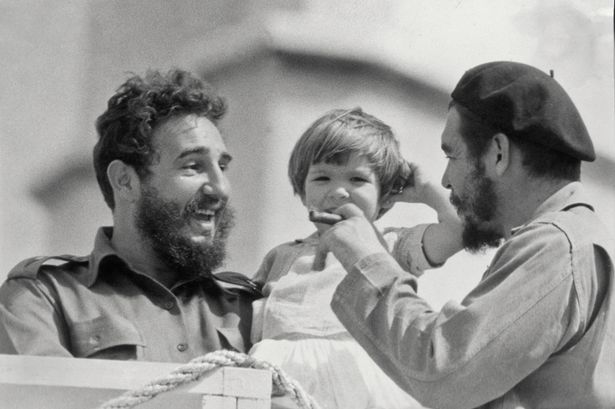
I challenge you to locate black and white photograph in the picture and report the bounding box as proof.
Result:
[1,1,613,408]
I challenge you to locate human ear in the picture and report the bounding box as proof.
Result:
[491,133,511,177]
[107,160,141,203]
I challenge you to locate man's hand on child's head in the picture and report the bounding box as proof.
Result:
[312,204,388,271]
[382,162,437,207]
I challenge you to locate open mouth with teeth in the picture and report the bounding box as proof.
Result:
[191,209,216,222]
[186,208,219,239]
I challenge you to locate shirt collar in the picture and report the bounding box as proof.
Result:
[83,226,124,287]
[85,226,223,291]
[510,182,593,235]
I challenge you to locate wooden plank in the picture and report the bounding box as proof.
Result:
[0,354,212,391]
[202,395,237,409]
[0,385,204,409]
[222,367,271,399]
[0,354,271,409]
[237,397,271,409]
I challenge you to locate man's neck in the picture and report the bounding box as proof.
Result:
[499,178,570,238]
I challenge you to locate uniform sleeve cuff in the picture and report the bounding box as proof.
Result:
[388,224,443,276]
[350,252,418,294]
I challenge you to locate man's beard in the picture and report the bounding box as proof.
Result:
[135,185,235,279]
[450,164,503,253]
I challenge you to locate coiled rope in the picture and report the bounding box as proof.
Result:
[97,349,322,409]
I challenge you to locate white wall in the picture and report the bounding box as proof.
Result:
[0,1,91,275]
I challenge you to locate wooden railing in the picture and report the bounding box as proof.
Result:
[0,354,272,409]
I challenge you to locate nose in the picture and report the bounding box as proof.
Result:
[201,169,230,201]
[328,186,350,202]
[441,164,451,189]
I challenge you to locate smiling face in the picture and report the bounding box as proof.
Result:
[303,153,382,233]
[441,106,503,252]
[134,114,234,277]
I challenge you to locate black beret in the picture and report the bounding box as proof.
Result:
[451,61,595,161]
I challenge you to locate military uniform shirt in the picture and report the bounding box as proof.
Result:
[0,227,254,362]
[332,182,615,409]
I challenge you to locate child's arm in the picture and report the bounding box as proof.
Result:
[384,163,463,267]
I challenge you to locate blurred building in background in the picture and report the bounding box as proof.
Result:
[1,0,613,308]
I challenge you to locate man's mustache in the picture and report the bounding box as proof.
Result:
[449,193,464,211]
[185,194,227,215]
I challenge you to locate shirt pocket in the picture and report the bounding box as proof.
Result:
[70,314,145,359]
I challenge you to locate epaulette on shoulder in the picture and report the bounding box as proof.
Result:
[7,255,88,280]
[213,271,263,299]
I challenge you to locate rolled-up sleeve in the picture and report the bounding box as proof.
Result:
[385,224,436,277]
[331,223,581,409]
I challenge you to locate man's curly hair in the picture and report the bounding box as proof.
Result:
[93,69,226,209]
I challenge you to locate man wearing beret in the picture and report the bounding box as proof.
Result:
[316,61,615,408]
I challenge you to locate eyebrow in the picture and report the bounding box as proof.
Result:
[177,147,233,162]
[306,168,326,176]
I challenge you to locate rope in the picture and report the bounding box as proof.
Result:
[96,350,322,409]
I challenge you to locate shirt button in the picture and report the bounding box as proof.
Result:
[163,301,175,310]
[177,343,188,352]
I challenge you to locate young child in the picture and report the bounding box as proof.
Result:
[250,108,462,409]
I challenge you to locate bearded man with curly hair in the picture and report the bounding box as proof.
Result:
[0,69,260,361]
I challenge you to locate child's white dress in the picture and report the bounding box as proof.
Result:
[250,226,432,409]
